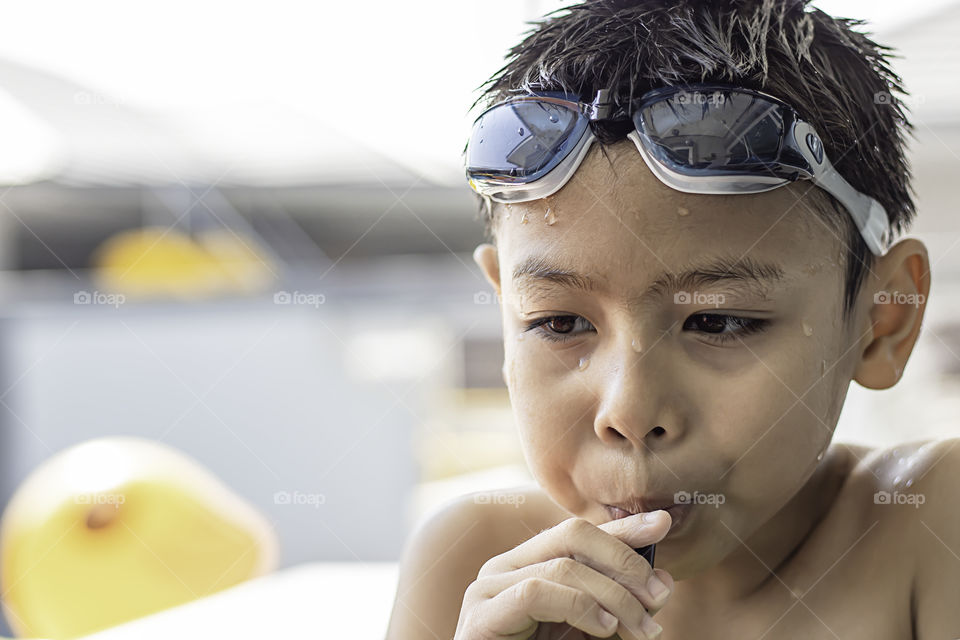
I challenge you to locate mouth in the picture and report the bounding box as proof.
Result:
[604,501,694,535]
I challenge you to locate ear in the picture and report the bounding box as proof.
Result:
[853,238,931,390]
[473,243,501,295]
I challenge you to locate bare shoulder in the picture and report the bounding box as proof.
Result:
[384,484,569,640]
[844,437,960,639]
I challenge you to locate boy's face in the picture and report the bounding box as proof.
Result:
[474,138,873,578]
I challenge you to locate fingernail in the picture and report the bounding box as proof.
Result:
[641,614,663,638]
[642,510,662,523]
[647,574,670,603]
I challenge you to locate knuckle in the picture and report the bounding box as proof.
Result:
[558,517,592,547]
[612,545,644,575]
[514,577,546,610]
[476,556,500,578]
[543,556,578,581]
[462,577,487,603]
[569,587,594,615]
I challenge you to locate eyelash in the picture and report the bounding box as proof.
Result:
[522,314,770,345]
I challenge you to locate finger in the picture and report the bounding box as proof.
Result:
[482,577,623,639]
[478,513,672,607]
[474,556,668,634]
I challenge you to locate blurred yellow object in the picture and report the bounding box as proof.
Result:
[91,226,274,300]
[0,437,279,639]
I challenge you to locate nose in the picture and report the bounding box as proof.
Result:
[592,336,683,451]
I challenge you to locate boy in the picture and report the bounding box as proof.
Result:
[387,1,953,638]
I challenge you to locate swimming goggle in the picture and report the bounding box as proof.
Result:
[463,82,891,256]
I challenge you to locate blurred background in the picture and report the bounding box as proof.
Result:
[0,0,958,635]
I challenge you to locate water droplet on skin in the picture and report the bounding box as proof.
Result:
[820,359,827,376]
[817,451,825,461]
[520,211,528,224]
[802,323,814,336]
[893,475,903,485]
[578,357,590,371]
[516,332,525,341]
[904,478,914,488]
[677,206,689,216]
[631,338,643,352]
[891,448,900,457]
[544,208,557,225]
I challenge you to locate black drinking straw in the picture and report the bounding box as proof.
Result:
[634,543,656,567]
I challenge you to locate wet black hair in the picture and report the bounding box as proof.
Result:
[467,0,916,324]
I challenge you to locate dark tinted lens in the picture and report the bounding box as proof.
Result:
[634,90,802,177]
[466,99,588,183]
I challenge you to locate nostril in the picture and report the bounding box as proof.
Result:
[651,426,666,436]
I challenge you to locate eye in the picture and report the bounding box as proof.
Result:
[523,314,596,343]
[683,313,770,345]
[522,313,770,346]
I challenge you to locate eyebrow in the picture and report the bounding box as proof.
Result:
[511,253,786,307]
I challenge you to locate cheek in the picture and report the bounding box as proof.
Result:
[505,343,586,476]
[706,334,836,508]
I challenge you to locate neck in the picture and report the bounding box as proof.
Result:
[670,445,848,609]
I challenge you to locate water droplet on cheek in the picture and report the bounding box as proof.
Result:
[802,322,814,336]
[578,357,590,371]
[520,211,528,224]
[544,207,557,225]
[677,206,689,216]
[817,451,825,461]
[631,338,643,352]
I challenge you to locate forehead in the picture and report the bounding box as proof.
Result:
[494,138,837,284]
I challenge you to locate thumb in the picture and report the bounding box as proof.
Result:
[596,509,672,549]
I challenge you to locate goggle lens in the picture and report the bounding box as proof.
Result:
[465,98,589,184]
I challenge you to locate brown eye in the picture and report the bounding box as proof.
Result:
[545,316,577,334]
[688,313,727,333]
[523,314,596,343]
[682,313,770,345]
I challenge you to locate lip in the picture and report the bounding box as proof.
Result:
[604,501,694,535]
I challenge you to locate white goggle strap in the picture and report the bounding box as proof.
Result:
[792,120,891,257]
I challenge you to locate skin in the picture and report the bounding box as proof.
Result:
[470,138,933,626]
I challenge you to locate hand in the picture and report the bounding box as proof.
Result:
[453,510,674,640]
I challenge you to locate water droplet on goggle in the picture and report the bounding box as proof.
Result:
[548,114,559,123]
[518,127,525,136]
